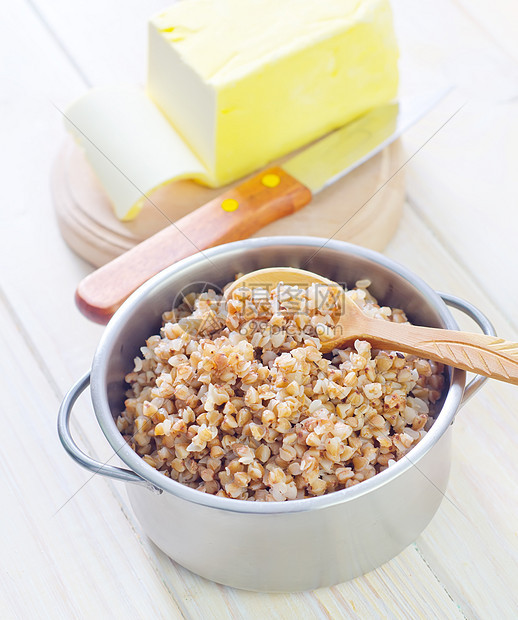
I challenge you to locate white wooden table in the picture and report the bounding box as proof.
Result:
[1,1,517,617]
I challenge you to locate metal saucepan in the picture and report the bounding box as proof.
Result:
[58,237,493,591]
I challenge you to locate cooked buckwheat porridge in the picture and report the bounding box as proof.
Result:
[117,279,445,501]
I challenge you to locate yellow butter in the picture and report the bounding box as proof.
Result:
[148,0,399,187]
[65,0,398,221]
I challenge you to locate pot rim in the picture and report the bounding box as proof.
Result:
[91,236,465,514]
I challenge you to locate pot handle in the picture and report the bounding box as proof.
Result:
[57,373,161,493]
[438,292,496,407]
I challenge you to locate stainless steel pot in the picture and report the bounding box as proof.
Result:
[58,237,494,592]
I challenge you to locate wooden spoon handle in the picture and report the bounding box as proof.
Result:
[75,167,312,323]
[364,321,518,385]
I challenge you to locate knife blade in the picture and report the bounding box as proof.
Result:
[76,87,449,323]
[283,87,449,193]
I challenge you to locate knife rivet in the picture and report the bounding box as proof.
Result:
[221,198,239,212]
[261,173,281,188]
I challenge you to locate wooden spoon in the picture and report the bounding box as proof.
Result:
[227,267,518,386]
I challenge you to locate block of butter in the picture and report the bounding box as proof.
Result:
[64,0,398,220]
[148,0,399,187]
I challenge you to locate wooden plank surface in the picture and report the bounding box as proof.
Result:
[1,0,517,617]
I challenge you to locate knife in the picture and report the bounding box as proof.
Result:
[76,88,449,323]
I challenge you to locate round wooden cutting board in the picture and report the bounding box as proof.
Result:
[51,138,406,268]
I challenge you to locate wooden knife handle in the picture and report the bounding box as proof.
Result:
[76,167,312,323]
